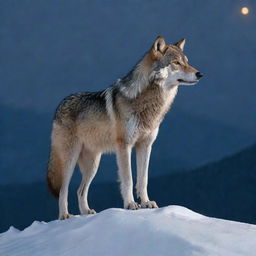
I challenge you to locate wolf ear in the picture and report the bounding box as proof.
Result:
[175,38,186,51]
[153,36,166,54]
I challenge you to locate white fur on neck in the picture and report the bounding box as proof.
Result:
[119,60,150,99]
[104,87,115,122]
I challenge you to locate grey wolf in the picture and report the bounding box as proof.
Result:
[47,36,203,219]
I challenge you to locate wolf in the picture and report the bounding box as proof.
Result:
[47,36,203,220]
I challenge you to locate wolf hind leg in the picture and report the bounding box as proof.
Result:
[48,123,82,220]
[58,144,81,220]
[77,149,101,215]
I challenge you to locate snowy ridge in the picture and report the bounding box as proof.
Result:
[1,205,256,256]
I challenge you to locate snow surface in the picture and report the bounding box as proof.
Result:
[1,205,256,256]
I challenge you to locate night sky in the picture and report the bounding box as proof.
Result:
[1,0,256,184]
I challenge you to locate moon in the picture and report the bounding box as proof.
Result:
[241,7,249,15]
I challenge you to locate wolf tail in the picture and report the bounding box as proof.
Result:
[47,147,63,199]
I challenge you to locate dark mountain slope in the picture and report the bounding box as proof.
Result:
[1,144,256,232]
[152,143,256,222]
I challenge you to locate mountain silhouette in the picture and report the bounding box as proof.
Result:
[1,143,256,232]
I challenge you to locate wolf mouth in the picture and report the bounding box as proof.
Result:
[177,79,198,84]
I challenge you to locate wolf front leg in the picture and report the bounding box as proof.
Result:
[116,143,140,210]
[135,131,159,209]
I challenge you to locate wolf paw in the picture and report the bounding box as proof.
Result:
[80,208,96,215]
[59,213,74,220]
[126,201,141,210]
[141,200,158,209]
[86,209,96,214]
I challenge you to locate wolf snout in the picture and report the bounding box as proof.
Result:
[196,72,203,79]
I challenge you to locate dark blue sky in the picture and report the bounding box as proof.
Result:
[1,0,256,184]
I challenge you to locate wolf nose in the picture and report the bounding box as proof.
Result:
[196,72,203,79]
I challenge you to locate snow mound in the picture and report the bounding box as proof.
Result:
[1,205,256,256]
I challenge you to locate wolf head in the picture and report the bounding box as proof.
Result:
[149,36,203,87]
[118,36,203,99]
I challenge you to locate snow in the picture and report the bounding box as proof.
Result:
[1,205,256,256]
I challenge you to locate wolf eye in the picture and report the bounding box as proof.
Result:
[173,61,181,65]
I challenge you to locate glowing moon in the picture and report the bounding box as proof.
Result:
[241,7,249,15]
